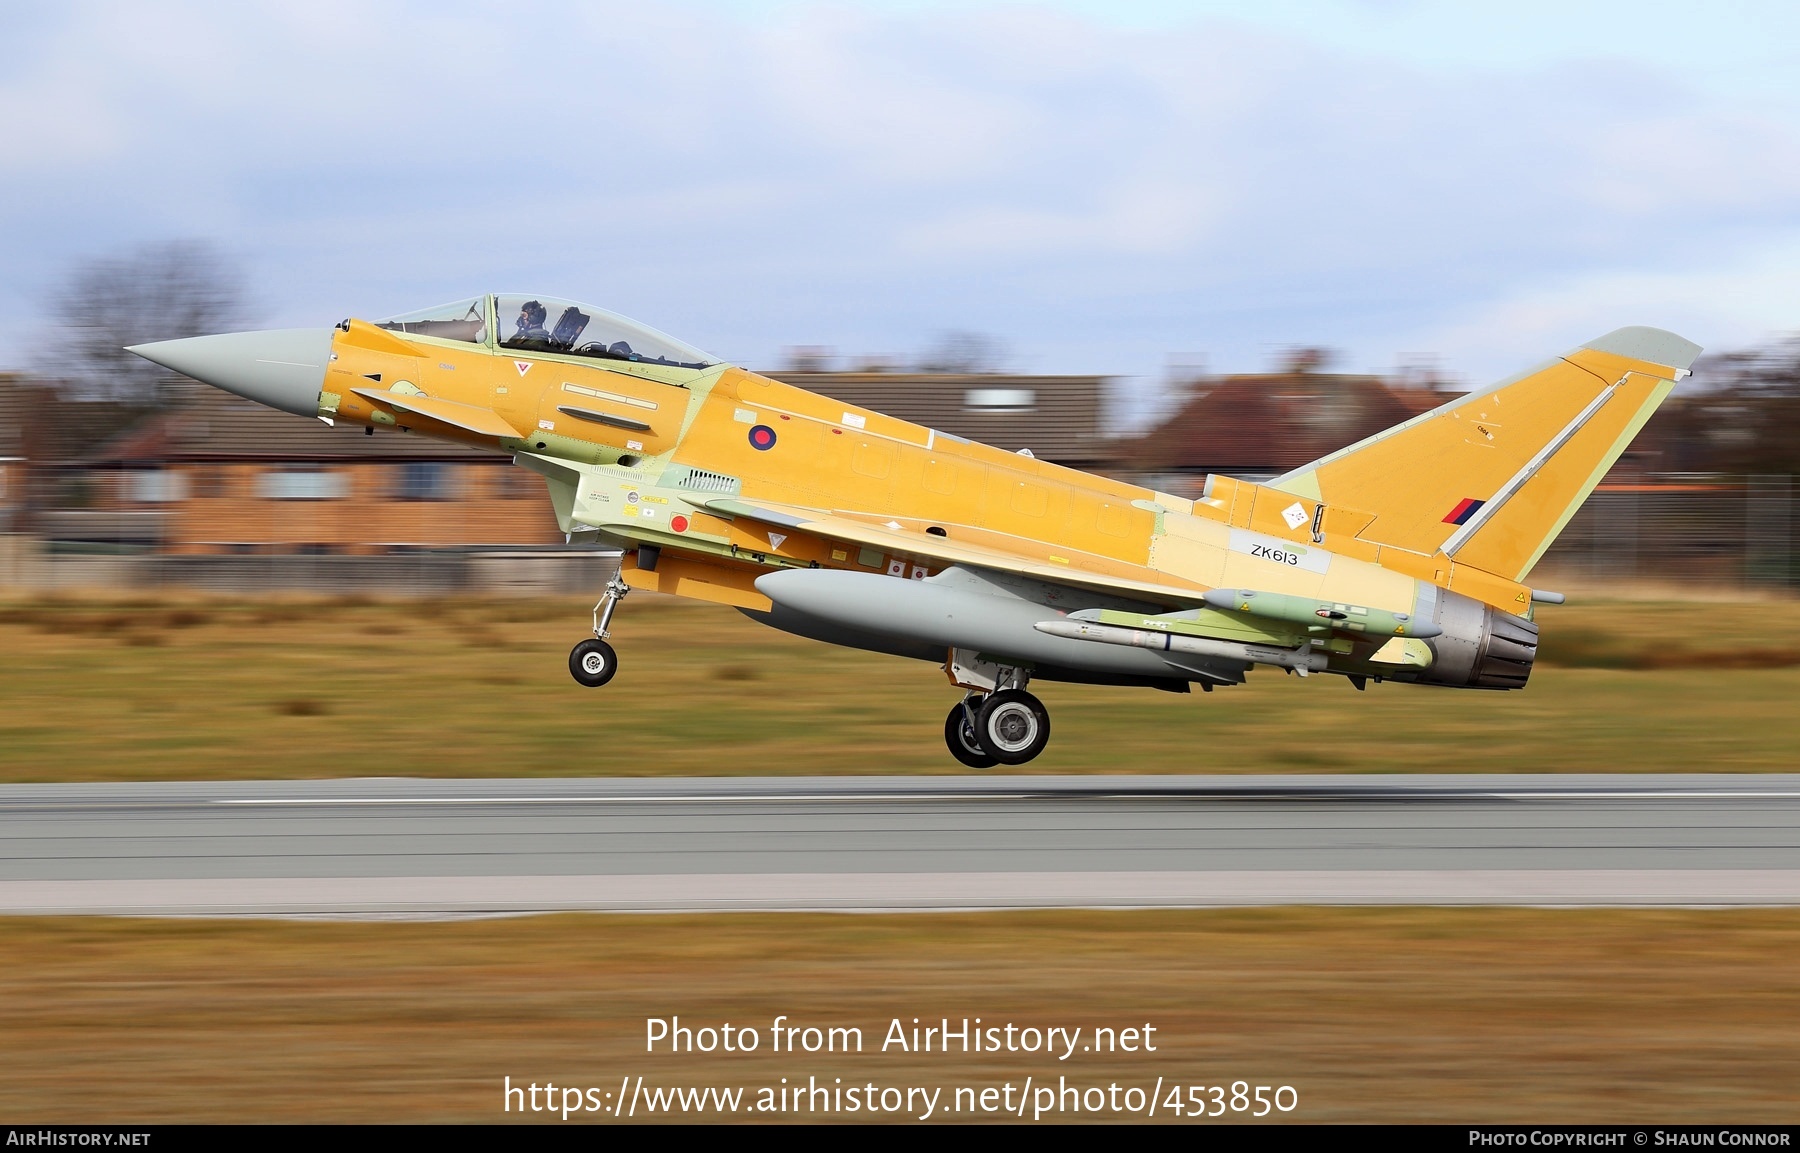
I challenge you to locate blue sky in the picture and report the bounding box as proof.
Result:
[5,1,1800,425]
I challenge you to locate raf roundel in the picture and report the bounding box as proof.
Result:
[748,424,778,451]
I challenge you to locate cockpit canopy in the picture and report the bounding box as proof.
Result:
[376,297,488,344]
[374,294,718,370]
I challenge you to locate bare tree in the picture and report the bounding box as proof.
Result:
[1671,337,1800,475]
[917,330,1004,374]
[38,239,251,405]
[1278,346,1336,375]
[1696,337,1800,396]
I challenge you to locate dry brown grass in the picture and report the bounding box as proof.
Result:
[2,909,1798,1123]
[2,591,1799,780]
[3,590,1796,1123]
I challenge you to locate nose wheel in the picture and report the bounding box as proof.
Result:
[569,638,618,687]
[943,689,1052,767]
[569,573,629,688]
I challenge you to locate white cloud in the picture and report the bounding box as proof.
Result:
[3,0,1800,388]
[1406,232,1800,385]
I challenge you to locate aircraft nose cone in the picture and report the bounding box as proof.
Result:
[126,328,334,418]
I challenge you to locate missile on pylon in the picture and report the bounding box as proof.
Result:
[1032,617,1330,675]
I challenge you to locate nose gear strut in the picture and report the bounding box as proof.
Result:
[569,573,630,688]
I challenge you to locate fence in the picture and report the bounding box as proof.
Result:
[0,544,624,598]
[1534,475,1795,588]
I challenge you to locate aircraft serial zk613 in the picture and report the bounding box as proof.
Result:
[130,296,1699,767]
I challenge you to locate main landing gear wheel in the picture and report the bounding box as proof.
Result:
[944,699,999,769]
[569,638,618,687]
[975,689,1051,766]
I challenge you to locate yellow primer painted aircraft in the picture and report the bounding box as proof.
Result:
[130,295,1700,767]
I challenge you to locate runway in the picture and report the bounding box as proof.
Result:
[4,774,1800,915]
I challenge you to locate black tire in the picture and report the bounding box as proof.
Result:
[569,638,618,687]
[975,689,1051,765]
[944,699,999,769]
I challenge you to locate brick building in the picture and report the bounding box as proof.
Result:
[0,374,22,534]
[64,371,1117,555]
[78,383,560,554]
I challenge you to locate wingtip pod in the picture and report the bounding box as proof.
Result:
[1578,326,1702,376]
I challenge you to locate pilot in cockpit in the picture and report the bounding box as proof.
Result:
[512,300,550,344]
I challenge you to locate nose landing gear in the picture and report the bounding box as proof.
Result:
[569,574,629,688]
[569,637,617,687]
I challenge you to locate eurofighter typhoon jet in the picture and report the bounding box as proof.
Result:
[130,296,1699,767]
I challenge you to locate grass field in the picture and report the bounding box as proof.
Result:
[4,909,1799,1123]
[5,592,1798,1124]
[2,590,1798,781]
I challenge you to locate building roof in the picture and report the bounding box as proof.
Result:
[765,371,1117,468]
[1123,371,1449,480]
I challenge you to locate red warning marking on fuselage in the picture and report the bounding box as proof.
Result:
[515,361,532,376]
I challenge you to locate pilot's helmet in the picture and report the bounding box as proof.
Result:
[520,300,547,326]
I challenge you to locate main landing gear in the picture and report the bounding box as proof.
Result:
[569,574,629,688]
[942,688,1052,768]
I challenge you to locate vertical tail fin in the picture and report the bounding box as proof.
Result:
[1268,327,1701,581]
